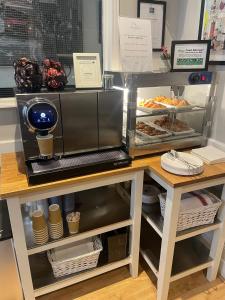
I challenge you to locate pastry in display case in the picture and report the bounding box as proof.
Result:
[136,121,171,139]
[110,71,216,158]
[153,116,195,135]
[138,99,166,110]
[138,96,190,110]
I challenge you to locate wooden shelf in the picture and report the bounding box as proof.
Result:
[29,225,131,295]
[140,248,158,277]
[142,203,163,238]
[27,220,132,256]
[176,220,221,242]
[141,218,213,280]
[142,203,221,242]
[22,186,131,255]
[29,251,131,297]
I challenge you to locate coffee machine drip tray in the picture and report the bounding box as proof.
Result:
[27,149,131,185]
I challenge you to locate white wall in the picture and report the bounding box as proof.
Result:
[209,68,225,148]
[176,0,201,40]
[82,0,102,53]
[120,0,137,17]
[0,107,22,154]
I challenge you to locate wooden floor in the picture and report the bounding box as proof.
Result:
[38,262,225,300]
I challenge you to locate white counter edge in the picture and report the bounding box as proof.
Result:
[0,139,22,154]
[0,98,17,109]
[208,138,225,152]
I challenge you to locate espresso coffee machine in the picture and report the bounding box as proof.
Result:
[16,89,131,184]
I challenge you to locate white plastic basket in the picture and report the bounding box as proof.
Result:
[159,191,222,232]
[47,237,103,278]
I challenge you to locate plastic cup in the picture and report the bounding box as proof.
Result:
[103,74,114,90]
[66,212,80,234]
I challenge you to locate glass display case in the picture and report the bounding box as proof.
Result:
[110,72,216,158]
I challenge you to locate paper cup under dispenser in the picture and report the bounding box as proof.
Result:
[22,97,58,159]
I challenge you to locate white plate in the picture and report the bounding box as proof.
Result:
[161,152,204,176]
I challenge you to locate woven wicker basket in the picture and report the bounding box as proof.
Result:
[47,237,103,278]
[159,191,221,232]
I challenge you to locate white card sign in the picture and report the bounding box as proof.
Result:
[118,17,153,72]
[73,53,102,88]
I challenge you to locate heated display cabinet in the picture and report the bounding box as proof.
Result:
[110,72,216,158]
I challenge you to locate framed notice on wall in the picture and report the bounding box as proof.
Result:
[138,0,166,51]
[73,53,102,88]
[199,0,225,65]
[171,40,211,72]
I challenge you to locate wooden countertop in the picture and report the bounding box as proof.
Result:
[1,152,225,198]
[0,152,148,198]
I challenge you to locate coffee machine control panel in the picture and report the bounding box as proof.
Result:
[23,98,58,134]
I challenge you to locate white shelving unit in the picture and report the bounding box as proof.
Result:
[140,169,225,300]
[7,170,144,300]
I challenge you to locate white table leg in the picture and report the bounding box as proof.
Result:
[207,184,225,281]
[7,198,35,300]
[129,170,144,278]
[157,187,182,300]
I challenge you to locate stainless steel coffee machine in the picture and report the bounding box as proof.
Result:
[17,89,131,184]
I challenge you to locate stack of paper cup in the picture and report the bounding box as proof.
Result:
[32,210,48,245]
[48,204,63,240]
[66,212,80,234]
